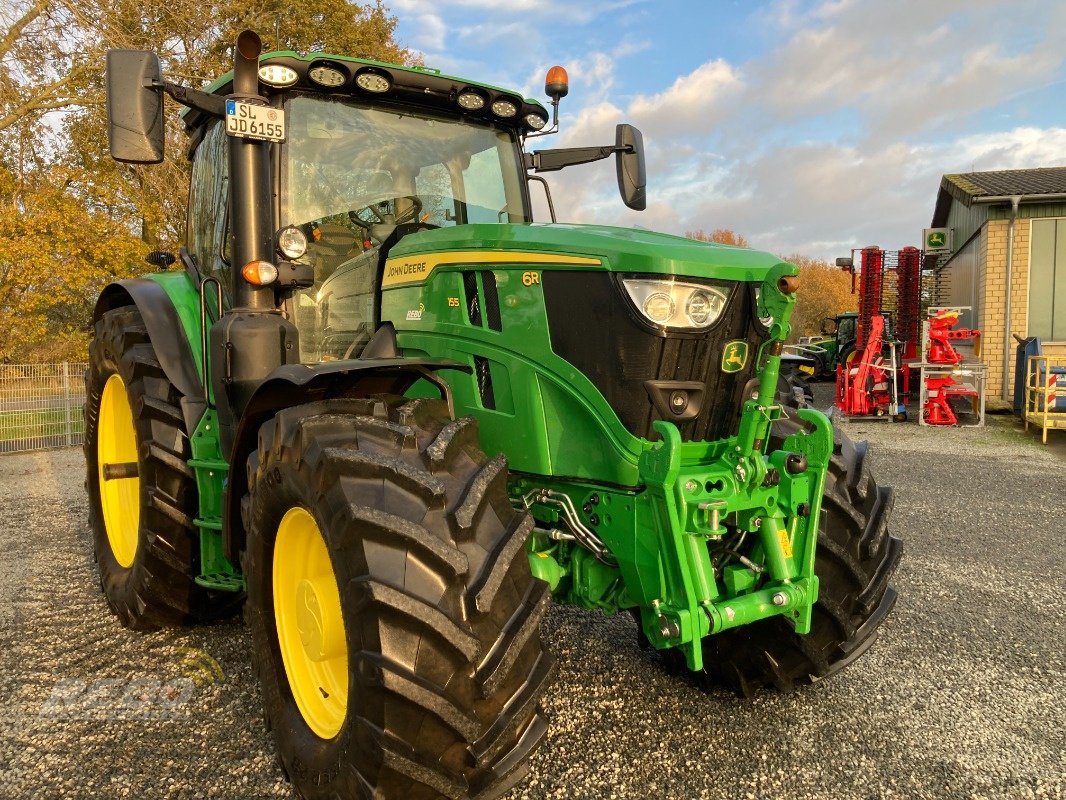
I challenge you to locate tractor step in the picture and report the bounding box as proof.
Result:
[189,409,242,590]
[194,572,246,592]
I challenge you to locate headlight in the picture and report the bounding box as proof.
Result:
[623,279,728,329]
[524,112,548,130]
[457,90,486,110]
[276,225,307,259]
[643,292,675,323]
[241,260,279,286]
[685,290,715,325]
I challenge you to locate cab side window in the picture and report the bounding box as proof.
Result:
[187,121,231,304]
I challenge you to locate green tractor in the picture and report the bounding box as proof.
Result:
[792,312,858,379]
[86,31,900,799]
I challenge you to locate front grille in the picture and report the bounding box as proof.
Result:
[542,271,766,442]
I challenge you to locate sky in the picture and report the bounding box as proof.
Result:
[389,0,1066,261]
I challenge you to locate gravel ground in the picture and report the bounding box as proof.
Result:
[0,399,1063,800]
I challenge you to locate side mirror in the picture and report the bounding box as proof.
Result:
[146,251,175,269]
[106,50,164,164]
[615,124,646,211]
[821,317,837,335]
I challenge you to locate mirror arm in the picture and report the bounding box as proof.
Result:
[149,78,226,118]
[527,143,631,173]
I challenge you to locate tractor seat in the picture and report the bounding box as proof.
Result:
[307,222,361,282]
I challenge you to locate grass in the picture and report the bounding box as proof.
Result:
[0,407,86,444]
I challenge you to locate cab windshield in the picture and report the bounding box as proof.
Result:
[283,94,527,362]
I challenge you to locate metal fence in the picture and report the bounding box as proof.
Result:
[0,363,88,454]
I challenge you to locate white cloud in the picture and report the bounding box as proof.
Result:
[390,0,647,25]
[414,12,447,52]
[864,44,1062,142]
[750,0,1065,144]
[558,100,623,146]
[629,60,743,139]
[542,127,1066,260]
[529,0,1066,260]
[394,0,1066,263]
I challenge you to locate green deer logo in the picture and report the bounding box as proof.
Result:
[721,341,748,373]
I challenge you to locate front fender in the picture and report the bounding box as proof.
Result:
[223,358,472,560]
[94,275,206,432]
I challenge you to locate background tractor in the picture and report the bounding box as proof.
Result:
[86,31,900,799]
[793,311,859,379]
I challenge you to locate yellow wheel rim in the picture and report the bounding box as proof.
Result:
[97,373,140,568]
[274,507,348,739]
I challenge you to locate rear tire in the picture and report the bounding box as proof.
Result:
[698,398,901,695]
[84,305,240,630]
[243,396,554,799]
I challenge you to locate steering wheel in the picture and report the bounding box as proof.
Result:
[348,195,424,233]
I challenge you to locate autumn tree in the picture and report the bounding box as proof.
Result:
[685,228,750,247]
[683,230,855,338]
[0,0,410,361]
[783,254,857,339]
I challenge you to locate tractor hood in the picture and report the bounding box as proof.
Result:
[387,223,787,283]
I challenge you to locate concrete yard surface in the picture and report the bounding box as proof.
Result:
[0,411,1063,799]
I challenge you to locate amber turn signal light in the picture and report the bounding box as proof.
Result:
[242,260,279,285]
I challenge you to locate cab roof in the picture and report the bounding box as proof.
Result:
[180,49,548,135]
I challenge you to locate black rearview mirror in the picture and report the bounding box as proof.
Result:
[106,50,165,163]
[145,250,175,269]
[821,317,837,336]
[615,123,646,211]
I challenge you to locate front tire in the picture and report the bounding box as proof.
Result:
[243,396,554,799]
[699,411,902,695]
[84,305,236,630]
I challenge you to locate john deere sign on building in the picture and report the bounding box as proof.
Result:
[923,227,953,254]
[927,167,1066,398]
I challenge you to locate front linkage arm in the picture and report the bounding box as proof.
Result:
[636,263,834,670]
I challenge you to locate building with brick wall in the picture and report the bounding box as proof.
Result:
[929,168,1066,400]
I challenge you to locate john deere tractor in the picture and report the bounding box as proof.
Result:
[87,31,900,799]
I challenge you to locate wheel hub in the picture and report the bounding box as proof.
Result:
[295,576,344,662]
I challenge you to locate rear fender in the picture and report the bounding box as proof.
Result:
[223,358,472,561]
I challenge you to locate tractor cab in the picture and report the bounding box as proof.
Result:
[176,51,645,367]
[821,311,858,355]
[280,93,531,360]
[181,56,542,363]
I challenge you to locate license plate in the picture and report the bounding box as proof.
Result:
[225,99,285,142]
